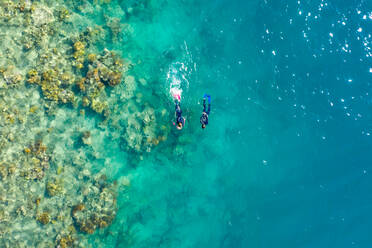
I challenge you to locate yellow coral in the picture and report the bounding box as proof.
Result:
[58,8,70,21]
[82,97,90,107]
[72,203,85,216]
[75,62,84,69]
[76,77,86,91]
[57,166,63,175]
[13,74,23,83]
[37,212,50,225]
[29,105,38,113]
[88,53,97,62]
[73,41,85,51]
[108,71,122,86]
[58,235,74,248]
[42,69,58,82]
[27,69,40,84]
[91,99,107,114]
[60,73,71,82]
[46,180,63,196]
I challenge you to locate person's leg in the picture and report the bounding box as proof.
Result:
[207,103,211,115]
[175,101,183,118]
[203,98,206,112]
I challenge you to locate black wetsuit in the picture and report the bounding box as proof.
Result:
[200,98,210,126]
[175,101,185,127]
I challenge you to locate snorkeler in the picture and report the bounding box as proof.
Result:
[170,88,185,130]
[174,98,185,130]
[200,94,211,129]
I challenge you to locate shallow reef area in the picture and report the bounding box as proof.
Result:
[0,0,173,247]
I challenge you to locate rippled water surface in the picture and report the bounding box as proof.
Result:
[0,0,371,247]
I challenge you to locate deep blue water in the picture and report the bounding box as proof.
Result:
[80,0,372,247]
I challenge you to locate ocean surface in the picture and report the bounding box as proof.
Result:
[0,0,371,247]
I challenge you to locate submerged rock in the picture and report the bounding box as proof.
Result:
[46,179,64,196]
[71,184,117,234]
[37,211,50,225]
[21,140,50,180]
[81,131,92,145]
[32,5,54,26]
[57,234,74,248]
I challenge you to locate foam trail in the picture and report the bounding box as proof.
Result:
[168,62,186,101]
[167,41,194,101]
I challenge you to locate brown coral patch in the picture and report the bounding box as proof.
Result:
[37,212,50,225]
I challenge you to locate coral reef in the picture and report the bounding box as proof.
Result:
[46,178,64,196]
[37,211,50,225]
[21,140,50,180]
[76,48,130,114]
[56,234,75,248]
[0,1,125,246]
[0,0,171,247]
[0,66,23,87]
[72,176,117,234]
[117,83,171,153]
[81,131,92,145]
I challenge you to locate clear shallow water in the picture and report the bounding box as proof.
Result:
[1,0,372,247]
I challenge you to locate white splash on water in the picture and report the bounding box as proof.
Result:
[166,41,195,101]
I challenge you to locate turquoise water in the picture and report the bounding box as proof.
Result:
[0,0,371,247]
[91,0,372,247]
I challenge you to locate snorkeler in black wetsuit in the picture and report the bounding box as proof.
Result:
[175,100,185,130]
[200,94,211,129]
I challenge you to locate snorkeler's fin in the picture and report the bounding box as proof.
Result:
[203,94,211,104]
